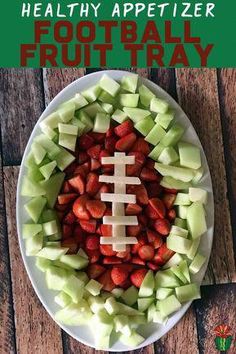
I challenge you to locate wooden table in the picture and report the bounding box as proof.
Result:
[0,68,235,354]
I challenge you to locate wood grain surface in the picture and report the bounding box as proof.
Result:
[0,68,235,354]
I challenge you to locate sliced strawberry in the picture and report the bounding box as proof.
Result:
[106,127,114,138]
[162,193,176,209]
[100,244,116,256]
[147,262,159,271]
[157,243,175,262]
[62,181,73,193]
[130,269,148,288]
[105,136,118,154]
[87,264,106,279]
[128,151,146,165]
[116,246,130,258]
[96,225,102,235]
[127,184,148,205]
[153,252,165,265]
[132,138,150,156]
[85,234,100,250]
[138,214,148,227]
[86,200,106,219]
[98,269,115,291]
[62,224,73,240]
[80,219,97,233]
[127,224,142,237]
[126,203,142,215]
[100,224,112,237]
[58,193,77,205]
[87,249,100,264]
[68,175,85,195]
[73,162,90,179]
[56,211,65,222]
[79,134,94,150]
[119,279,132,289]
[131,256,146,266]
[114,120,133,137]
[94,184,109,200]
[140,167,160,182]
[149,198,166,219]
[63,211,76,225]
[131,234,147,254]
[78,151,89,164]
[138,244,155,261]
[167,208,176,221]
[145,158,155,170]
[91,158,101,171]
[55,203,69,212]
[153,219,171,236]
[126,162,142,177]
[163,187,178,195]
[73,195,90,220]
[114,264,133,272]
[88,132,106,143]
[145,204,160,219]
[115,132,137,152]
[123,252,132,262]
[146,182,163,198]
[103,256,122,265]
[64,162,77,177]
[87,144,102,159]
[73,225,84,243]
[61,239,78,254]
[147,230,163,249]
[111,266,128,285]
[104,208,112,216]
[100,150,114,173]
[86,172,101,196]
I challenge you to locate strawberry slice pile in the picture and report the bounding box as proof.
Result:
[55,120,177,290]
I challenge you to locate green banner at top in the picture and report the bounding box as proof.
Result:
[0,0,235,68]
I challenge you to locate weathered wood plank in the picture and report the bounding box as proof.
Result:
[0,69,44,166]
[217,69,236,257]
[195,284,236,354]
[175,68,236,284]
[3,166,63,354]
[150,69,177,100]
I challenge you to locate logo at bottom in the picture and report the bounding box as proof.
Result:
[214,325,233,351]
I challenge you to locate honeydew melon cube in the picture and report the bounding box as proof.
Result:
[76,271,89,284]
[158,147,179,165]
[35,257,52,272]
[55,300,92,325]
[117,303,144,316]
[47,233,61,241]
[25,151,38,169]
[37,246,68,260]
[94,335,110,350]
[163,253,184,269]
[178,142,201,169]
[58,133,77,152]
[160,176,191,190]
[138,84,155,107]
[45,241,61,247]
[156,287,173,300]
[39,161,57,180]
[40,172,65,208]
[82,85,101,103]
[155,163,195,182]
[75,110,93,132]
[53,260,74,271]
[54,291,71,307]
[192,167,204,184]
[121,74,138,93]
[174,193,191,206]
[147,303,156,322]
[35,134,61,159]
[155,269,180,288]
[175,283,201,303]
[21,176,46,197]
[71,93,88,109]
[177,205,189,219]
[189,188,207,204]
[139,270,155,297]
[150,97,169,114]
[179,260,191,282]
[101,102,114,114]
[104,297,120,315]
[88,295,105,313]
[187,202,207,239]
[85,279,103,296]
[23,224,42,239]
[167,235,192,254]
[145,123,166,146]
[100,75,120,97]
[155,110,174,129]
[123,107,150,123]
[170,225,188,238]
[77,248,88,259]
[24,196,47,223]
[71,117,86,135]
[58,123,78,136]
[46,265,70,290]
[129,315,147,328]
[148,143,165,161]
[171,265,188,284]
[135,116,155,136]
[138,297,154,312]
[42,220,58,236]
[101,291,112,300]
[27,166,44,183]
[119,330,145,347]
[189,253,206,274]
[174,218,187,229]
[63,275,84,303]
[83,102,105,117]
[153,310,168,325]
[60,254,89,270]
[187,237,201,260]
[93,113,110,133]
[119,94,139,108]
[159,295,181,317]
[31,142,47,165]
[111,288,124,298]
[114,315,131,336]
[58,101,75,122]
[92,311,114,336]
[121,286,138,306]
[40,112,61,130]
[54,148,75,171]
[161,123,185,147]
[25,232,43,256]
[111,109,128,123]
[98,90,117,105]
[40,124,57,140]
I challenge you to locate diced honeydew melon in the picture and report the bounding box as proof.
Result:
[21,176,46,197]
[189,188,207,204]
[93,113,110,133]
[145,123,166,146]
[28,165,44,182]
[156,301,161,311]
[63,275,84,303]
[150,97,169,114]
[114,315,132,336]
[53,259,75,271]
[161,123,185,147]
[35,134,61,159]
[175,283,201,303]
[171,265,188,284]
[82,85,101,103]
[155,110,174,129]
[117,303,144,316]
[40,112,61,130]
[138,84,155,107]
[187,202,207,239]
[60,254,89,270]
[70,93,88,109]
[147,303,156,322]
[131,316,147,329]
[40,172,65,208]
[148,143,165,161]
[177,205,189,219]
[174,217,187,229]
[54,148,75,171]
[189,253,206,274]
[119,94,139,108]
[58,132,77,151]
[57,101,75,123]
[58,123,78,135]
[98,90,117,105]
[92,311,114,335]
[31,142,47,165]
[45,241,61,247]
[156,287,173,300]
[104,297,120,315]
[111,109,128,123]
[24,196,47,223]
[167,235,192,254]
[37,246,68,260]
[39,161,57,180]
[163,253,184,270]
[46,265,70,290]
[170,225,188,238]
[88,295,105,314]
[135,116,155,136]
[35,257,52,272]
[155,163,195,182]
[94,335,110,350]
[47,233,61,241]
[75,110,93,131]
[83,102,105,117]
[42,220,58,236]
[121,74,138,93]
[138,297,154,312]
[101,291,112,300]
[77,248,88,259]
[71,117,86,136]
[174,193,191,206]
[40,124,57,140]
[139,270,155,297]
[119,331,145,347]
[111,288,124,298]
[159,295,181,317]
[100,74,120,97]
[54,291,71,307]
[76,271,89,284]
[192,167,204,184]
[179,260,191,282]
[178,142,201,169]
[123,107,150,123]
[23,224,42,239]
[187,237,201,260]
[101,102,114,114]
[55,300,92,326]
[158,147,179,165]
[160,176,191,190]
[25,151,38,169]
[155,269,180,288]
[153,310,168,325]
[121,286,138,306]
[25,232,43,256]
[85,279,103,296]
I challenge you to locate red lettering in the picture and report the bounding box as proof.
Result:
[20,44,36,66]
[99,21,118,43]
[169,44,189,66]
[62,44,81,66]
[147,45,164,66]
[184,21,200,43]
[94,44,112,66]
[194,44,214,66]
[84,44,91,66]
[121,21,137,43]
[76,21,95,43]
[124,44,143,66]
[165,21,181,43]
[40,45,58,66]
[141,21,161,43]
[35,21,50,43]
[54,21,73,43]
